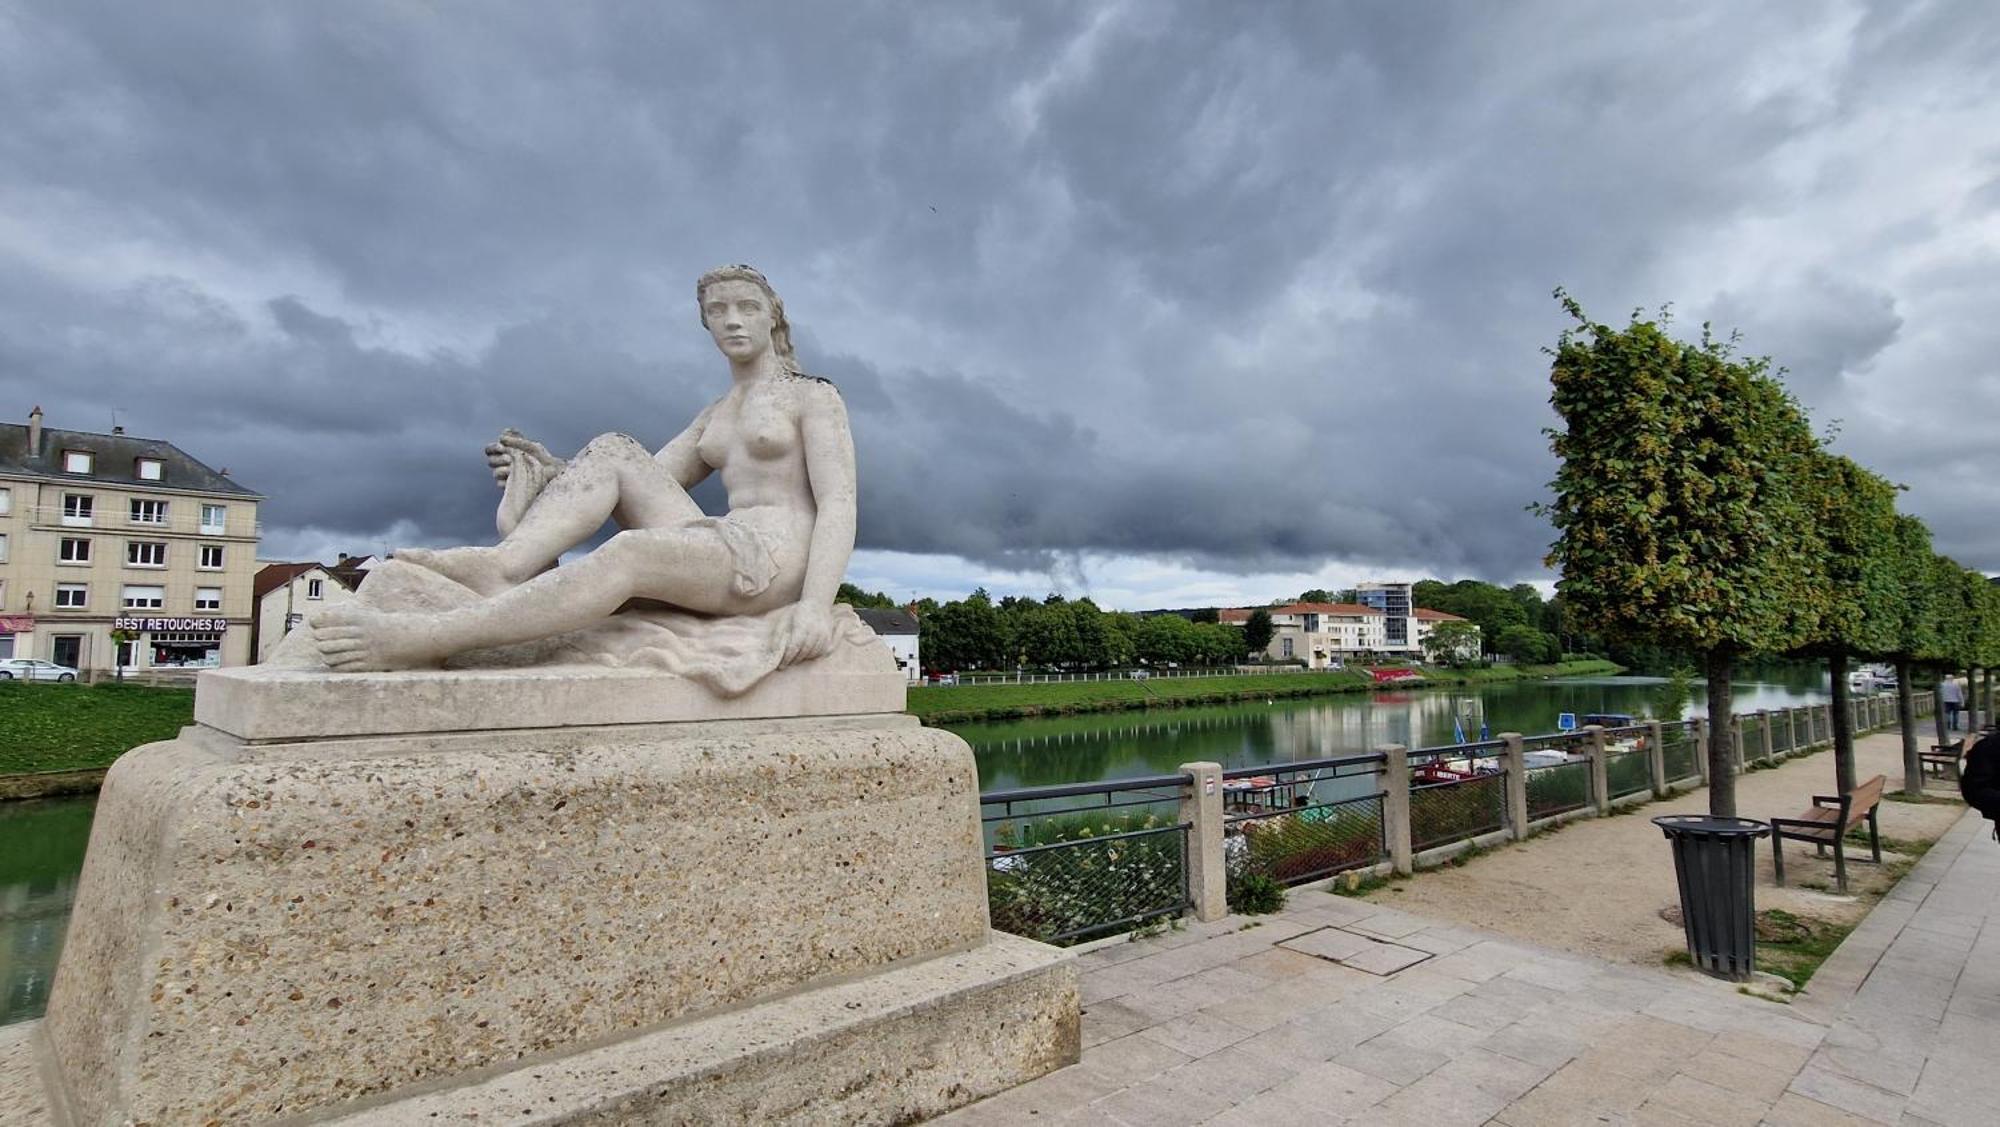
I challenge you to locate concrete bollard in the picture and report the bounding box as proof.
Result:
[1177,761,1227,922]
[1381,745,1413,876]
[1647,721,1668,798]
[1584,725,1610,814]
[1500,733,1528,839]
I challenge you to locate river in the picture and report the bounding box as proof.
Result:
[0,671,1829,1027]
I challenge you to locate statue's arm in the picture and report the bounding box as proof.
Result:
[652,403,718,489]
[779,383,856,665]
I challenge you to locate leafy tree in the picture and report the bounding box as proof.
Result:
[1792,454,1902,794]
[835,582,897,609]
[1494,624,1557,664]
[1243,609,1276,656]
[1507,584,1547,631]
[1188,607,1220,624]
[1422,621,1483,667]
[1543,296,1826,816]
[1298,589,1334,603]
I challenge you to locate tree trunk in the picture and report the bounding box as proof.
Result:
[1934,674,1950,747]
[1705,649,1737,817]
[1829,651,1855,795]
[1898,659,1922,796]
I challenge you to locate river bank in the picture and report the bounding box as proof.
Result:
[909,658,1625,725]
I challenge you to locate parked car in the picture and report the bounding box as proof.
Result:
[0,658,79,682]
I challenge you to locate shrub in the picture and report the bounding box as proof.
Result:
[1227,872,1286,914]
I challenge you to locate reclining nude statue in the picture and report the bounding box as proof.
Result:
[292,265,881,696]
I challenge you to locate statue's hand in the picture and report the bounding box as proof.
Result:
[486,430,565,488]
[777,601,838,668]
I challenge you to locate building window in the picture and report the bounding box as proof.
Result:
[62,493,94,525]
[58,537,92,564]
[0,533,7,563]
[129,498,169,524]
[63,449,94,474]
[55,583,88,609]
[0,486,9,514]
[1281,637,1295,658]
[194,587,222,611]
[307,578,325,600]
[136,457,163,481]
[128,540,168,567]
[123,585,166,610]
[200,504,226,534]
[198,544,224,570]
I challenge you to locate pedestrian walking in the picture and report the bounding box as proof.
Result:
[1942,676,1966,731]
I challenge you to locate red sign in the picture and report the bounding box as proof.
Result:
[0,615,32,633]
[1369,668,1423,683]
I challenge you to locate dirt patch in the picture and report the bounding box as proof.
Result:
[1354,731,1969,965]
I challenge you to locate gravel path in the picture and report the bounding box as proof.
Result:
[1356,729,1970,965]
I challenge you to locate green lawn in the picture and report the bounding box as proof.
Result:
[0,682,194,775]
[908,660,1623,724]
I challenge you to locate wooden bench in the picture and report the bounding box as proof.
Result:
[1923,739,1964,782]
[1770,774,1884,894]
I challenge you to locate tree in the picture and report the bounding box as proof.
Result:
[1298,589,1334,603]
[1243,609,1275,656]
[1495,624,1558,664]
[835,582,896,609]
[1422,621,1483,667]
[1792,453,1902,795]
[1544,296,1826,816]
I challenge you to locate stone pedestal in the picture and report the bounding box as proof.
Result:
[29,665,1077,1125]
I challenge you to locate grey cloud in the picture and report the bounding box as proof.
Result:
[3,0,1998,586]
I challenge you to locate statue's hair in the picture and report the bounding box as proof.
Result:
[697,264,797,370]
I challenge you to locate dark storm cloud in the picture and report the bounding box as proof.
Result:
[3,0,1997,587]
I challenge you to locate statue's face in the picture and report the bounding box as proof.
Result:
[702,279,776,364]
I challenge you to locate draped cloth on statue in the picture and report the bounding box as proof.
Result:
[269,559,883,697]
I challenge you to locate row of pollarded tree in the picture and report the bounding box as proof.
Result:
[1542,293,1998,816]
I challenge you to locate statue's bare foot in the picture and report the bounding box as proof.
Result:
[313,606,449,671]
[393,546,516,597]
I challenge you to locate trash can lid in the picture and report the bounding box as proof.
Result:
[1652,814,1770,837]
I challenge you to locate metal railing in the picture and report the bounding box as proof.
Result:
[1223,755,1386,888]
[980,774,1192,945]
[1407,741,1508,851]
[1603,725,1654,798]
[1660,720,1700,781]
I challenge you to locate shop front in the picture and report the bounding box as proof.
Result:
[112,616,230,671]
[0,614,30,661]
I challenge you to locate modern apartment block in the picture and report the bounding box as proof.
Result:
[1354,581,1415,649]
[0,407,262,673]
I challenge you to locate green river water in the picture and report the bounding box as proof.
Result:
[0,672,1830,1027]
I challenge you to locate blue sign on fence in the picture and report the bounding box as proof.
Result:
[1557,712,1578,732]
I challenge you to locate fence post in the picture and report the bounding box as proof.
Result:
[1786,707,1799,754]
[1693,717,1711,785]
[1647,721,1668,798]
[1760,710,1776,764]
[1584,725,1610,814]
[1729,714,1745,771]
[1382,745,1413,876]
[1500,733,1528,840]
[1177,762,1227,922]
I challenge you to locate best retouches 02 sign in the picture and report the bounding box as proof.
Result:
[112,617,229,633]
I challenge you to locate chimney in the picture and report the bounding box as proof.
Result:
[27,405,42,455]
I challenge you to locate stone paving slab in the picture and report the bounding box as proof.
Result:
[940,807,2000,1125]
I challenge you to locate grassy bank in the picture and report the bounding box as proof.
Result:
[0,682,194,776]
[909,659,1624,725]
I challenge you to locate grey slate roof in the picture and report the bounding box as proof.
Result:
[0,422,260,497]
[854,607,920,636]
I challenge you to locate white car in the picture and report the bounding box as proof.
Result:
[0,658,78,683]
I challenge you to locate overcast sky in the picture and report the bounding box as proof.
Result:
[4,2,1995,609]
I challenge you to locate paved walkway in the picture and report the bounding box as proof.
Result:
[940,807,2000,1126]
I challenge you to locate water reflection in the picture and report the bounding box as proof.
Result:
[1,796,94,1026]
[956,675,1830,792]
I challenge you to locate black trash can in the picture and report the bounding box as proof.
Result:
[1653,814,1770,982]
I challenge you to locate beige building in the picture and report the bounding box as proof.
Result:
[252,561,361,662]
[1220,600,1478,667]
[0,407,262,673]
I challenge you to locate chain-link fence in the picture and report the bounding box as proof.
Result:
[981,775,1191,945]
[1410,771,1507,851]
[1605,745,1652,799]
[1521,732,1594,821]
[1770,710,1795,755]
[1223,754,1386,891]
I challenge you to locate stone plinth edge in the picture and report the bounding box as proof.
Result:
[195,663,908,740]
[320,933,1078,1126]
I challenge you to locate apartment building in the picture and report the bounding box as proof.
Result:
[0,407,262,673]
[1220,598,1477,666]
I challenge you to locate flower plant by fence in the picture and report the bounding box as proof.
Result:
[1221,755,1385,898]
[976,693,1927,945]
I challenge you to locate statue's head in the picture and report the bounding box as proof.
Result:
[697,265,797,370]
